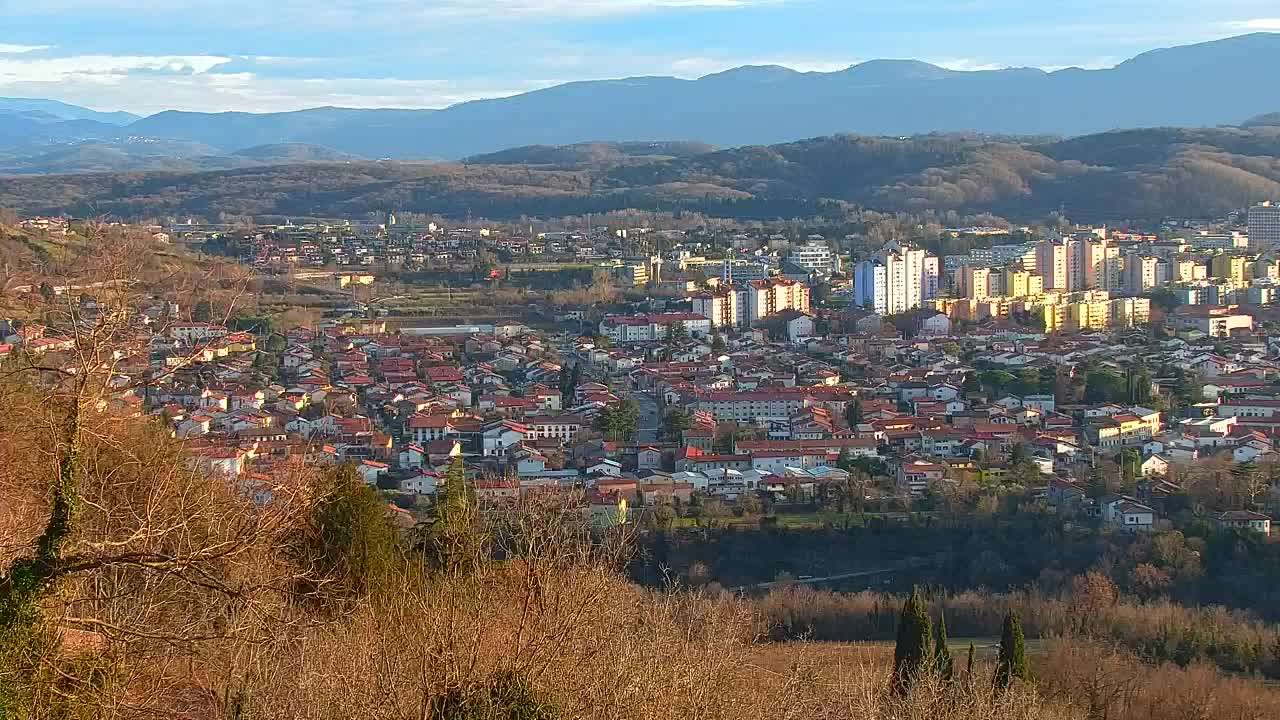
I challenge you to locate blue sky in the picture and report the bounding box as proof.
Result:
[3,0,1278,115]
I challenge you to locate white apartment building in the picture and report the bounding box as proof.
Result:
[853,242,939,315]
[598,313,713,343]
[787,241,836,275]
[1249,202,1280,252]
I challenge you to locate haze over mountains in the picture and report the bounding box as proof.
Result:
[2,33,1280,172]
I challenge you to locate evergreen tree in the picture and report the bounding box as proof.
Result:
[293,463,401,605]
[966,643,976,677]
[993,611,1029,692]
[836,446,854,473]
[845,397,863,428]
[423,455,484,575]
[934,610,953,682]
[1087,462,1109,500]
[891,587,932,696]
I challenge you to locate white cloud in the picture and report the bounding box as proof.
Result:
[0,67,543,114]
[1227,18,1280,31]
[0,44,52,54]
[929,58,1006,71]
[0,54,231,86]
[668,55,854,77]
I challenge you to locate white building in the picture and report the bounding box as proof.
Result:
[787,241,836,275]
[853,242,939,315]
[599,313,712,343]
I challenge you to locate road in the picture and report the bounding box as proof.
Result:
[633,392,661,444]
[731,567,899,592]
[557,339,661,443]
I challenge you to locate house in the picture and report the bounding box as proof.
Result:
[637,446,663,470]
[356,460,389,486]
[1139,454,1170,478]
[895,457,946,496]
[1102,496,1156,532]
[1233,434,1274,463]
[1216,510,1272,536]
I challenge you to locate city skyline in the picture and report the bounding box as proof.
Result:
[3,0,1279,114]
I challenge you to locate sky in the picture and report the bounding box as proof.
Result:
[3,0,1279,115]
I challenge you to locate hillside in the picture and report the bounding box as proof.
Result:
[3,126,1279,221]
[0,141,366,175]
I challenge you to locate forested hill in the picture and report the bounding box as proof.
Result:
[2,126,1279,222]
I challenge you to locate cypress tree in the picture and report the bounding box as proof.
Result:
[891,587,932,696]
[994,611,1029,692]
[424,454,483,575]
[934,610,953,681]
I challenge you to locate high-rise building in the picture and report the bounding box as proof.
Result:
[959,266,992,300]
[1125,254,1160,294]
[1002,268,1043,298]
[1035,241,1069,291]
[1248,202,1280,252]
[1210,253,1248,283]
[787,241,836,275]
[745,278,810,324]
[692,287,741,329]
[853,242,940,315]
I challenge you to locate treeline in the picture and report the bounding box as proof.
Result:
[634,519,1280,620]
[759,579,1280,678]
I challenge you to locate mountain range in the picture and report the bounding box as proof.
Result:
[1,33,1280,170]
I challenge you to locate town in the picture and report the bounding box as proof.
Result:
[5,202,1280,543]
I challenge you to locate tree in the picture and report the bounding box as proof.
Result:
[421,455,485,575]
[1084,369,1127,404]
[662,408,692,439]
[293,463,401,604]
[993,610,1030,692]
[711,334,727,352]
[666,321,689,344]
[891,587,933,696]
[935,609,954,682]
[836,446,854,473]
[193,299,214,322]
[1088,462,1110,500]
[966,643,976,677]
[596,399,639,442]
[37,281,54,303]
[845,397,863,428]
[265,333,287,354]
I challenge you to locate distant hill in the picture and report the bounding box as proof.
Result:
[463,141,715,169]
[0,140,365,175]
[1244,112,1280,128]
[3,125,1279,222]
[0,97,138,125]
[5,33,1279,162]
[231,143,363,163]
